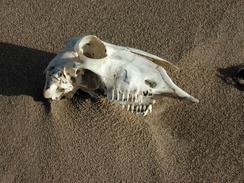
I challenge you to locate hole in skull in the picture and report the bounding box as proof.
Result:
[143,91,148,96]
[145,79,157,88]
[71,76,76,83]
[76,69,81,75]
[82,38,107,59]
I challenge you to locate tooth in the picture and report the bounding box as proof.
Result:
[143,109,149,116]
[140,95,143,103]
[117,90,120,101]
[136,105,139,112]
[130,93,134,102]
[131,104,135,112]
[148,104,152,113]
[127,92,130,101]
[122,92,125,101]
[134,94,137,102]
[135,93,138,102]
[127,104,130,111]
[143,105,147,111]
[139,105,142,112]
[122,104,125,109]
[112,89,115,100]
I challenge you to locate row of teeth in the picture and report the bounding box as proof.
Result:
[110,89,152,103]
[123,103,153,116]
[108,89,154,116]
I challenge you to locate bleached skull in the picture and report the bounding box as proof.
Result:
[43,43,83,100]
[43,35,199,115]
[71,35,199,115]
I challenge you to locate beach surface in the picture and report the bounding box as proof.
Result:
[0,0,243,182]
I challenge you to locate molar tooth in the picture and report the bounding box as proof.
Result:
[135,93,138,102]
[134,94,137,101]
[126,92,130,101]
[136,105,139,112]
[122,92,126,101]
[130,93,134,102]
[131,104,135,112]
[111,89,115,100]
[140,95,143,103]
[148,104,153,113]
[139,105,142,112]
[143,105,147,111]
[143,108,149,116]
[127,104,130,111]
[117,90,120,101]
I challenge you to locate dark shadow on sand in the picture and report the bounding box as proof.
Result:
[217,65,244,91]
[0,43,56,102]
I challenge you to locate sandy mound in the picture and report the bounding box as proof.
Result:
[0,0,243,182]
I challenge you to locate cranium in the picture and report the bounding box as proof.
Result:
[71,35,199,115]
[43,35,199,115]
[43,43,83,100]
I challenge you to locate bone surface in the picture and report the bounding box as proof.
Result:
[73,36,199,103]
[43,35,199,116]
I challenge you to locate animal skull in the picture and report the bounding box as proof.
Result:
[43,35,199,115]
[43,43,83,100]
[72,35,199,114]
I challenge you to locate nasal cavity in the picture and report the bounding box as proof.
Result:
[145,79,157,88]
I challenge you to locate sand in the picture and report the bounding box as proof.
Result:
[0,0,243,182]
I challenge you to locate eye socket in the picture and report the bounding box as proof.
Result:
[145,80,157,88]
